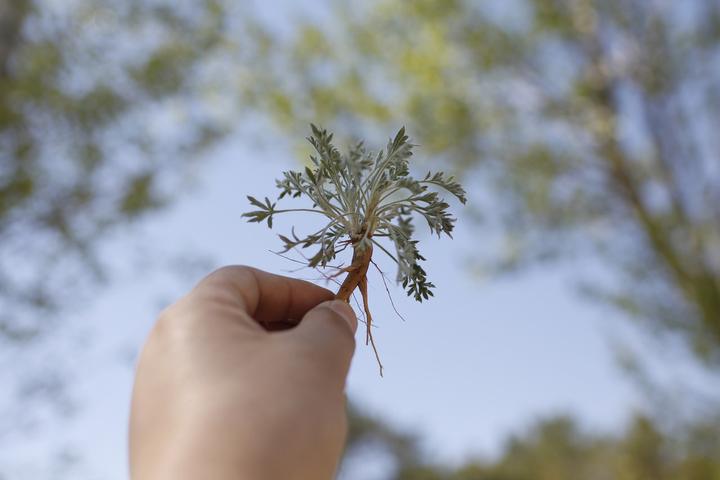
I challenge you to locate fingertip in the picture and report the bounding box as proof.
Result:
[323,300,358,334]
[288,300,357,380]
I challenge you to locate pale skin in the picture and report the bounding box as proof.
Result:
[129,266,358,480]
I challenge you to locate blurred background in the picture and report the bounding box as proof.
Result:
[1,0,720,478]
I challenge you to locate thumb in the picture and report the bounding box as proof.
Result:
[289,300,357,380]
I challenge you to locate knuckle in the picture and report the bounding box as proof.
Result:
[145,267,251,345]
[189,264,254,306]
[152,301,186,338]
[200,265,253,288]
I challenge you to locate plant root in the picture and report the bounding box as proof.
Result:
[358,274,383,376]
[371,259,407,322]
[335,243,384,376]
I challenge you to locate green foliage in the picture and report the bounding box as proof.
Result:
[0,0,229,339]
[0,2,238,475]
[120,172,163,217]
[243,125,465,301]
[344,408,720,480]
[241,0,720,368]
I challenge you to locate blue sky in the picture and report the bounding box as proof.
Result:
[5,1,719,477]
[5,131,649,479]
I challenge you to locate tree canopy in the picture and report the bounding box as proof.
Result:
[241,0,720,368]
[0,0,229,341]
[344,407,720,479]
[2,0,719,477]
[0,1,235,472]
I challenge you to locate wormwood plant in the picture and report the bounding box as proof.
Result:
[243,125,466,374]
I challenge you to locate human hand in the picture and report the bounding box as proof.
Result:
[129,266,357,480]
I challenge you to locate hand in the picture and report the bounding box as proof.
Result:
[129,266,357,480]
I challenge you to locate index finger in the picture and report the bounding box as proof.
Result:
[193,266,335,330]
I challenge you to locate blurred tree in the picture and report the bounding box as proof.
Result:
[241,0,720,368]
[0,0,243,474]
[343,410,720,479]
[3,0,720,477]
[342,403,424,477]
[0,0,232,342]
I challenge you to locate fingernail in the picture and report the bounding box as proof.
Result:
[325,300,357,333]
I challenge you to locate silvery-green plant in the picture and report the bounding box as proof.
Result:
[243,125,466,374]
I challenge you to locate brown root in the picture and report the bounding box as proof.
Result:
[335,243,372,301]
[334,243,384,376]
[358,274,383,376]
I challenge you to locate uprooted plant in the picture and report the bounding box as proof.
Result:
[243,125,466,375]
